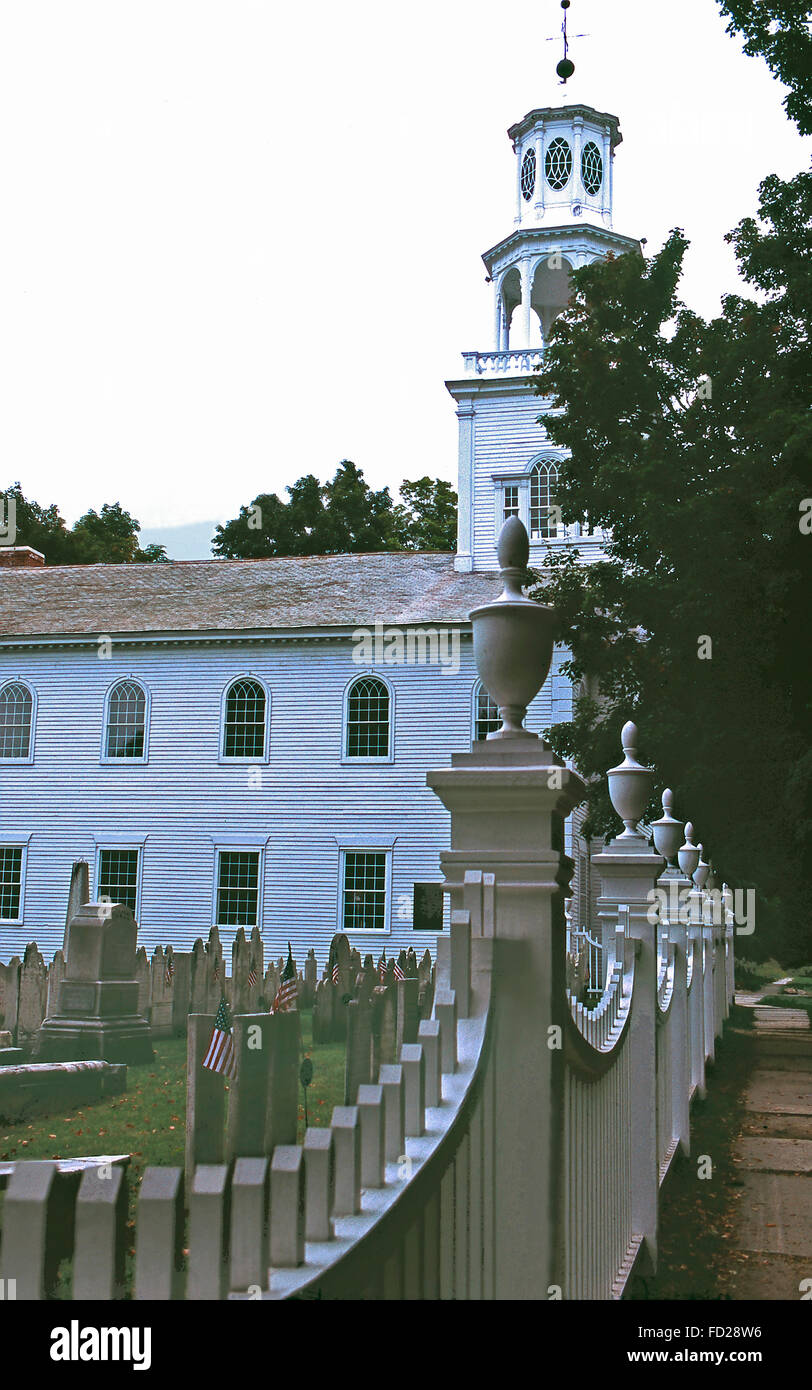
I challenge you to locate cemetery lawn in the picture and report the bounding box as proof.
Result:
[0,1009,345,1296]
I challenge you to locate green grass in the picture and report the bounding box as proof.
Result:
[0,1010,346,1297]
[767,992,812,1017]
[733,957,786,990]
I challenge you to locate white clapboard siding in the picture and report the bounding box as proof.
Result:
[0,634,573,967]
[472,391,549,570]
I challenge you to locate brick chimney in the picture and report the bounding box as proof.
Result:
[0,546,46,568]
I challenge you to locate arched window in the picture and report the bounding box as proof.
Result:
[0,683,33,760]
[346,676,390,759]
[474,682,501,741]
[105,681,147,759]
[529,460,560,540]
[222,679,267,760]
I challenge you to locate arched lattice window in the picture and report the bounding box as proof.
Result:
[529,461,560,540]
[105,681,146,759]
[474,682,501,742]
[520,147,537,201]
[346,677,390,759]
[223,679,267,760]
[545,137,572,190]
[581,141,603,196]
[0,683,33,759]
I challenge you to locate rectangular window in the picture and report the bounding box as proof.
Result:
[0,846,23,921]
[342,851,387,931]
[97,848,140,916]
[413,882,443,931]
[216,850,260,928]
[503,485,520,523]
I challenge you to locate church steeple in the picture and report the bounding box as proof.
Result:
[447,98,641,573]
[489,103,632,353]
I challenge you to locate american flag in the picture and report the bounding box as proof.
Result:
[331,961,339,985]
[202,995,237,1079]
[248,962,258,989]
[393,958,405,981]
[164,952,174,987]
[378,949,387,983]
[272,943,298,1014]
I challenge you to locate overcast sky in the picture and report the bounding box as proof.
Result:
[1,0,809,547]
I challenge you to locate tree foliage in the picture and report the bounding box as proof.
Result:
[212,462,457,558]
[531,170,812,961]
[2,483,168,564]
[718,0,812,135]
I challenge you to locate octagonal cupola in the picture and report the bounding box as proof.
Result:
[509,104,621,229]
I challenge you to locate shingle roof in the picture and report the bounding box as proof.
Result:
[0,551,501,640]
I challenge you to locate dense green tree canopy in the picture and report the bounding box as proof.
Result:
[718,1,812,135]
[212,462,457,558]
[2,483,167,564]
[531,166,812,961]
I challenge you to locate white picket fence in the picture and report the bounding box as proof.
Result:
[0,730,735,1301]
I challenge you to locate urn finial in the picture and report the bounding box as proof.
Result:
[469,517,555,740]
[651,787,684,867]
[693,843,710,890]
[678,820,701,879]
[607,720,655,838]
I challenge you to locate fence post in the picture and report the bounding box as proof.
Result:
[73,1165,128,1299]
[1,1160,59,1299]
[187,1164,230,1300]
[186,1014,225,1199]
[134,1167,184,1300]
[591,724,664,1275]
[230,1156,270,1292]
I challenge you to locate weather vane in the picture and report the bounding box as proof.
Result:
[546,0,588,85]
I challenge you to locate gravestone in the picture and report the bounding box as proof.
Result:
[38,902,154,1063]
[46,950,66,1021]
[134,946,151,1018]
[312,978,334,1044]
[63,860,90,951]
[344,996,373,1105]
[189,940,208,1014]
[149,947,173,1038]
[171,952,191,1034]
[0,958,21,1038]
[303,950,317,1007]
[371,985,396,1075]
[17,943,48,1047]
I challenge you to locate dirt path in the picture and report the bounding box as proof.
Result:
[724,993,812,1299]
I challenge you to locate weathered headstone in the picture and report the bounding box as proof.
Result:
[190,939,208,1014]
[344,996,373,1105]
[134,946,151,1018]
[0,957,21,1038]
[171,952,191,1035]
[371,985,396,1074]
[38,902,154,1063]
[303,949,317,1008]
[17,942,48,1047]
[63,860,90,952]
[312,977,334,1044]
[149,947,173,1038]
[46,950,66,1021]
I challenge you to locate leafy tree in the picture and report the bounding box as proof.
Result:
[70,502,168,564]
[1,484,168,564]
[213,462,458,558]
[1,481,75,565]
[530,169,812,962]
[718,1,812,135]
[392,477,458,551]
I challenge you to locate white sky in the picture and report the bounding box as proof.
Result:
[1,0,809,537]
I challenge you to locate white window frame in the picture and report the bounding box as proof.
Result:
[341,671,395,765]
[100,678,151,765]
[0,836,31,924]
[471,680,501,742]
[336,844,393,936]
[491,453,567,545]
[93,839,145,920]
[0,680,37,765]
[218,674,271,765]
[211,837,268,932]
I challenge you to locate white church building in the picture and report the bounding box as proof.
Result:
[0,102,640,967]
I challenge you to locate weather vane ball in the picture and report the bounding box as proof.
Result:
[557,0,575,83]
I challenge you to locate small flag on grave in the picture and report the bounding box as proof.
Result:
[164,952,174,987]
[202,995,237,1079]
[248,962,258,989]
[393,957,405,981]
[378,948,387,983]
[272,943,299,1014]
